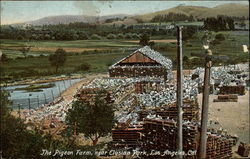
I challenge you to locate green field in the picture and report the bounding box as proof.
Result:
[0,30,249,82]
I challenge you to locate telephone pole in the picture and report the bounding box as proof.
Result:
[176,26,183,159]
[199,49,213,158]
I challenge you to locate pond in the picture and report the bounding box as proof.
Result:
[4,78,82,109]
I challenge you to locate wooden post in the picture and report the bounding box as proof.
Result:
[199,49,212,158]
[176,26,183,159]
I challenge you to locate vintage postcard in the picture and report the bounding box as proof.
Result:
[0,0,249,158]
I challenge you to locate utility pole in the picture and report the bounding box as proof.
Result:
[176,26,183,159]
[199,49,213,158]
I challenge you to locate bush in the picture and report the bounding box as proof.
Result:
[107,34,117,39]
[39,54,45,57]
[117,33,124,39]
[90,34,102,40]
[124,33,133,39]
[215,33,225,41]
[131,33,140,39]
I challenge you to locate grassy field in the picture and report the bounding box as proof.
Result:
[0,39,138,57]
[1,30,249,81]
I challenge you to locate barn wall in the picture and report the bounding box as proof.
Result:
[109,66,167,79]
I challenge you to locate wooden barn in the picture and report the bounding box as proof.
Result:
[109,46,172,80]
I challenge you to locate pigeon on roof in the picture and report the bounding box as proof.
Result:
[110,46,172,70]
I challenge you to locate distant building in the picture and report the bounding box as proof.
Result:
[109,46,172,80]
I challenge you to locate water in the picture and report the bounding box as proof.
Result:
[4,78,82,109]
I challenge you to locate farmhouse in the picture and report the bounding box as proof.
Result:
[109,46,172,80]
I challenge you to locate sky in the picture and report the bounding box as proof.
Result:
[1,0,249,25]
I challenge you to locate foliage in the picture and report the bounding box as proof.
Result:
[107,33,117,39]
[139,33,150,46]
[204,15,235,31]
[182,26,197,41]
[117,33,124,39]
[215,33,226,41]
[90,34,102,40]
[65,90,115,145]
[151,12,194,22]
[48,48,67,73]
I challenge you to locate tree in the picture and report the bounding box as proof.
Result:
[139,33,150,46]
[182,26,197,41]
[48,48,67,73]
[65,90,115,145]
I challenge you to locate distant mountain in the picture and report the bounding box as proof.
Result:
[135,3,249,22]
[23,14,129,26]
[9,3,249,26]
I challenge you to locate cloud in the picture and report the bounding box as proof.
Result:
[73,1,112,16]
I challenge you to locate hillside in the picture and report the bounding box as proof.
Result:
[10,3,249,26]
[135,3,249,22]
[24,14,129,26]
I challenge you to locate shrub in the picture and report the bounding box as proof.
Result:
[117,33,124,39]
[124,33,133,39]
[131,33,140,39]
[215,33,225,41]
[90,34,102,40]
[107,34,117,39]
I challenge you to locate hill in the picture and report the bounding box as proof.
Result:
[9,3,249,26]
[24,14,129,26]
[135,3,249,22]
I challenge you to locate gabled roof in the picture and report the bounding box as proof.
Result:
[111,46,172,69]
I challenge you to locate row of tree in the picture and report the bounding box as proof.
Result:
[203,15,235,31]
[0,26,144,41]
[151,12,195,22]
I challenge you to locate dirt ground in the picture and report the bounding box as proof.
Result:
[198,91,250,158]
[197,92,249,144]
